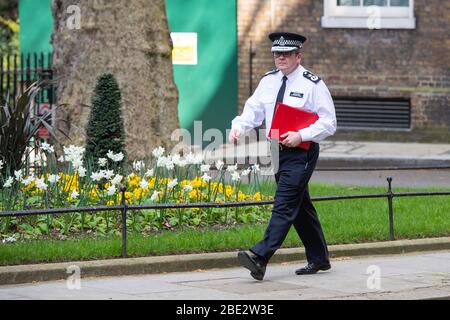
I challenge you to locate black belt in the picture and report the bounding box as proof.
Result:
[278,143,299,151]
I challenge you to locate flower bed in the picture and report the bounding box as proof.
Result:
[0,144,272,241]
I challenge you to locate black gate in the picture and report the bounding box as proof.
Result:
[1,52,55,138]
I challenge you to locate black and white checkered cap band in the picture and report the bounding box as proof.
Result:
[273,39,303,47]
[271,46,301,52]
[271,39,303,52]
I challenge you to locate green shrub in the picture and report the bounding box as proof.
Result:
[85,73,126,165]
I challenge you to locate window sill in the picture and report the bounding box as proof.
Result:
[321,16,416,29]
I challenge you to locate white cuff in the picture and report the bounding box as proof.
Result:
[299,128,313,142]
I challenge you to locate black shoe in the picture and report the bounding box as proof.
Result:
[295,262,331,275]
[237,251,267,281]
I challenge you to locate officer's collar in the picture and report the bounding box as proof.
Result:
[281,64,303,82]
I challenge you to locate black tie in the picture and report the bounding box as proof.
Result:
[274,75,288,115]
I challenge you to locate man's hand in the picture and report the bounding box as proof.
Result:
[229,128,241,144]
[280,131,302,147]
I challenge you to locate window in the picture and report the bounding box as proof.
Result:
[322,0,415,29]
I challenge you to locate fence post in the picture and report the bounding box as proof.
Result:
[387,177,395,241]
[120,186,127,258]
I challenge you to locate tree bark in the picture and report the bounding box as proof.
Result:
[51,0,179,160]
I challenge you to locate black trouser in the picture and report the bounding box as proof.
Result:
[251,142,329,264]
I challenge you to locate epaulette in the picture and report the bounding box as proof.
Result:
[262,69,280,78]
[303,70,321,83]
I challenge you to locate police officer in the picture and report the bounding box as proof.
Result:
[229,32,337,281]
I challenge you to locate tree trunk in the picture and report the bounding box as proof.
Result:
[51,0,179,160]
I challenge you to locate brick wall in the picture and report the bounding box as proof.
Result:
[237,0,450,134]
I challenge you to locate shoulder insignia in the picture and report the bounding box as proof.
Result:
[303,71,321,84]
[262,69,280,78]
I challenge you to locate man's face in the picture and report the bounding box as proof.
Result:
[273,50,301,75]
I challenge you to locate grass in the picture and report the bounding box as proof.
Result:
[1,182,450,266]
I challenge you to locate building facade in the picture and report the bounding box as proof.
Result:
[12,0,450,142]
[237,0,450,141]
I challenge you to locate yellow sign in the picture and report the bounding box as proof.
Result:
[171,32,198,65]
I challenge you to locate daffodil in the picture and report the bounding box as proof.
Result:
[3,177,14,188]
[106,185,117,196]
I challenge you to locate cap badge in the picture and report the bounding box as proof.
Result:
[279,36,286,46]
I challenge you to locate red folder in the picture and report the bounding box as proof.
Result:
[269,102,319,150]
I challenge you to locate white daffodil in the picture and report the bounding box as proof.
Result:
[172,154,187,168]
[152,146,165,158]
[71,190,79,199]
[144,169,154,178]
[106,185,117,196]
[72,158,83,169]
[110,174,123,185]
[241,168,251,176]
[106,150,115,160]
[215,160,224,170]
[77,166,87,177]
[231,171,241,182]
[252,164,260,173]
[157,156,169,168]
[63,145,85,164]
[200,164,210,172]
[112,151,125,162]
[22,176,35,186]
[165,160,175,171]
[41,142,54,153]
[150,191,160,202]
[167,178,178,189]
[185,152,195,165]
[133,160,145,171]
[183,184,193,192]
[201,173,212,182]
[14,169,22,182]
[48,174,60,184]
[139,179,149,190]
[35,178,48,191]
[98,158,107,167]
[226,164,238,173]
[106,150,124,162]
[91,171,104,182]
[171,154,181,165]
[102,170,114,180]
[3,177,14,188]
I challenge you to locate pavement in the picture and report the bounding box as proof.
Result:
[204,140,450,168]
[317,140,450,168]
[313,140,450,187]
[1,237,450,286]
[205,140,450,187]
[1,250,449,300]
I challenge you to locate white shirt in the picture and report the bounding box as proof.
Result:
[231,65,337,142]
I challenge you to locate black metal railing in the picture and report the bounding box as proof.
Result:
[1,176,450,258]
[1,52,54,102]
[1,52,55,138]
